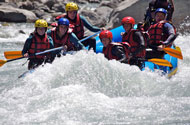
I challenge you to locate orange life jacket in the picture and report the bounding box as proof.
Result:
[50,27,76,51]
[103,42,130,60]
[28,33,50,59]
[122,29,146,57]
[56,13,84,39]
[148,20,176,47]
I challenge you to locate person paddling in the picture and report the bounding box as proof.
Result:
[22,19,55,70]
[121,17,146,68]
[55,2,104,52]
[99,30,130,63]
[143,0,174,31]
[147,8,176,59]
[47,18,85,57]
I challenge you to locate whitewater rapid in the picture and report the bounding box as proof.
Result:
[0,23,190,124]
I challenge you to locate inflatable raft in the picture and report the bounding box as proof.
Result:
[94,26,178,78]
[18,26,179,78]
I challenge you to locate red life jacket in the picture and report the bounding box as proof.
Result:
[148,20,176,47]
[56,13,84,39]
[122,29,146,58]
[50,27,76,51]
[103,42,130,60]
[28,33,50,59]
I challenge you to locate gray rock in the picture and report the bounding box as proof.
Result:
[0,6,37,22]
[32,9,45,18]
[0,0,189,32]
[51,3,65,13]
[106,0,139,28]
[100,0,125,8]
[81,9,107,27]
[19,1,34,10]
[45,0,55,9]
[18,29,26,34]
[88,0,101,3]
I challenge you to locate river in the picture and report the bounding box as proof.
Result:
[0,22,190,124]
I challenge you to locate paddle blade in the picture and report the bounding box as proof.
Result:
[164,47,183,60]
[0,60,7,67]
[148,58,172,67]
[4,51,22,59]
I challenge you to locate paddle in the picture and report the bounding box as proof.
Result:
[146,58,172,67]
[147,46,183,60]
[1,31,101,67]
[0,46,65,67]
[4,31,101,60]
[4,51,22,59]
[0,57,24,67]
[163,47,183,60]
[138,58,172,67]
[161,34,183,59]
[148,33,182,59]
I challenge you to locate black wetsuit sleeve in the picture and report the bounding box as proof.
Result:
[80,15,101,32]
[70,33,85,50]
[163,23,176,46]
[22,37,32,55]
[131,31,146,57]
[111,45,127,63]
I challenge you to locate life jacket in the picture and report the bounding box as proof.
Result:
[148,20,176,47]
[56,13,84,39]
[50,27,76,51]
[28,33,50,59]
[122,29,147,58]
[103,42,130,60]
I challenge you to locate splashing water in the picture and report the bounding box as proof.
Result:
[0,23,190,125]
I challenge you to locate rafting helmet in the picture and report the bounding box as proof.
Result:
[58,18,69,26]
[121,16,135,25]
[65,2,79,12]
[155,8,167,16]
[35,19,48,28]
[99,30,113,39]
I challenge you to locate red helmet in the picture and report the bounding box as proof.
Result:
[99,30,113,39]
[121,16,135,25]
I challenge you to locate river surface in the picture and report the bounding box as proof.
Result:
[0,22,190,125]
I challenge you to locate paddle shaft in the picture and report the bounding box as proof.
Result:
[136,58,172,67]
[6,57,25,63]
[1,31,101,67]
[32,31,101,56]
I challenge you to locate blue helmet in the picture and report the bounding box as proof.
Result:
[155,8,167,15]
[58,18,69,26]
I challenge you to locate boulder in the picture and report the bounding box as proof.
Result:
[0,6,37,22]
[51,3,65,13]
[19,1,34,10]
[88,0,101,3]
[106,0,139,28]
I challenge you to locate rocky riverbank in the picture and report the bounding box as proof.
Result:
[0,0,189,32]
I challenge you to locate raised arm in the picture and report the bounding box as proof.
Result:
[80,15,101,32]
